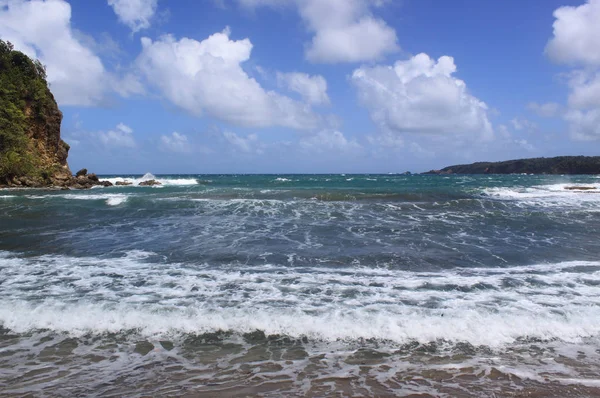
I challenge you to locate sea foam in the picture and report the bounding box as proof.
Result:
[1,251,600,346]
[106,172,198,187]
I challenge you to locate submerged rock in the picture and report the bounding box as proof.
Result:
[564,186,596,191]
[115,181,132,186]
[134,341,155,356]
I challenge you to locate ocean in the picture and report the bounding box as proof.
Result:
[1,173,600,397]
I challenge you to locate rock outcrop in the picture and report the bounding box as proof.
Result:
[0,40,110,189]
[138,179,161,186]
[423,156,600,175]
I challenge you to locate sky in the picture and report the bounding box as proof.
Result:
[0,0,599,173]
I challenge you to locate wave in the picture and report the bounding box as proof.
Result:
[105,172,198,187]
[1,251,600,346]
[483,183,600,207]
[23,193,129,206]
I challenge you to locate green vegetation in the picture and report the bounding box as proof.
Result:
[0,39,56,184]
[424,156,600,175]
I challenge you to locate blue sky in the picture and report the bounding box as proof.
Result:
[1,0,599,173]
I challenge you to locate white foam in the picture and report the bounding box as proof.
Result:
[105,195,127,206]
[105,172,198,187]
[483,183,600,207]
[1,251,600,346]
[57,193,128,206]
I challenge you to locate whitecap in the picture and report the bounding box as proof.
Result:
[105,173,198,187]
[1,252,600,347]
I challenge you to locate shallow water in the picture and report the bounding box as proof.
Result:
[1,174,600,396]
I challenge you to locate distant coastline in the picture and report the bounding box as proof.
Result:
[422,156,600,175]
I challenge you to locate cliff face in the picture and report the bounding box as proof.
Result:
[423,156,600,175]
[0,40,98,188]
[21,88,73,185]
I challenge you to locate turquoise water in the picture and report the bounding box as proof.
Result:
[1,174,600,396]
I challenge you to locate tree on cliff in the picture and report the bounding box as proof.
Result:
[0,39,70,185]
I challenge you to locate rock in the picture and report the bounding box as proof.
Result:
[139,179,161,186]
[564,186,596,191]
[0,41,103,190]
[100,180,113,187]
[134,341,155,356]
[115,181,132,186]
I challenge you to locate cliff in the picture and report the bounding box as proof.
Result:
[423,156,600,175]
[0,40,109,188]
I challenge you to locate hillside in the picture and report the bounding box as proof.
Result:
[423,156,600,175]
[0,40,108,188]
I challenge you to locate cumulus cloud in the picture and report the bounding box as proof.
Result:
[239,0,398,63]
[545,0,600,66]
[0,0,109,106]
[567,70,600,110]
[137,28,321,130]
[299,130,361,153]
[98,123,136,148]
[564,109,600,141]
[108,0,158,33]
[277,72,329,105]
[351,53,493,139]
[160,132,190,153]
[545,0,600,140]
[527,102,560,118]
[564,71,600,140]
[223,131,264,154]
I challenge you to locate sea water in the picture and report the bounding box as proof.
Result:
[1,174,600,396]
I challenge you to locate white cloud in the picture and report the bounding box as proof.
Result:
[497,124,536,152]
[510,117,537,132]
[0,0,108,106]
[351,53,493,139]
[239,0,398,63]
[565,109,600,141]
[98,123,136,148]
[545,0,600,66]
[223,131,264,154]
[514,139,535,152]
[237,0,290,7]
[544,1,600,141]
[527,102,560,117]
[137,28,321,130]
[567,70,600,110]
[565,71,600,140]
[367,133,404,150]
[277,72,329,105]
[299,130,361,153]
[160,132,190,153]
[108,0,158,33]
[304,14,398,64]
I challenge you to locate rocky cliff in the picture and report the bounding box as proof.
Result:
[423,156,600,175]
[0,40,109,188]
